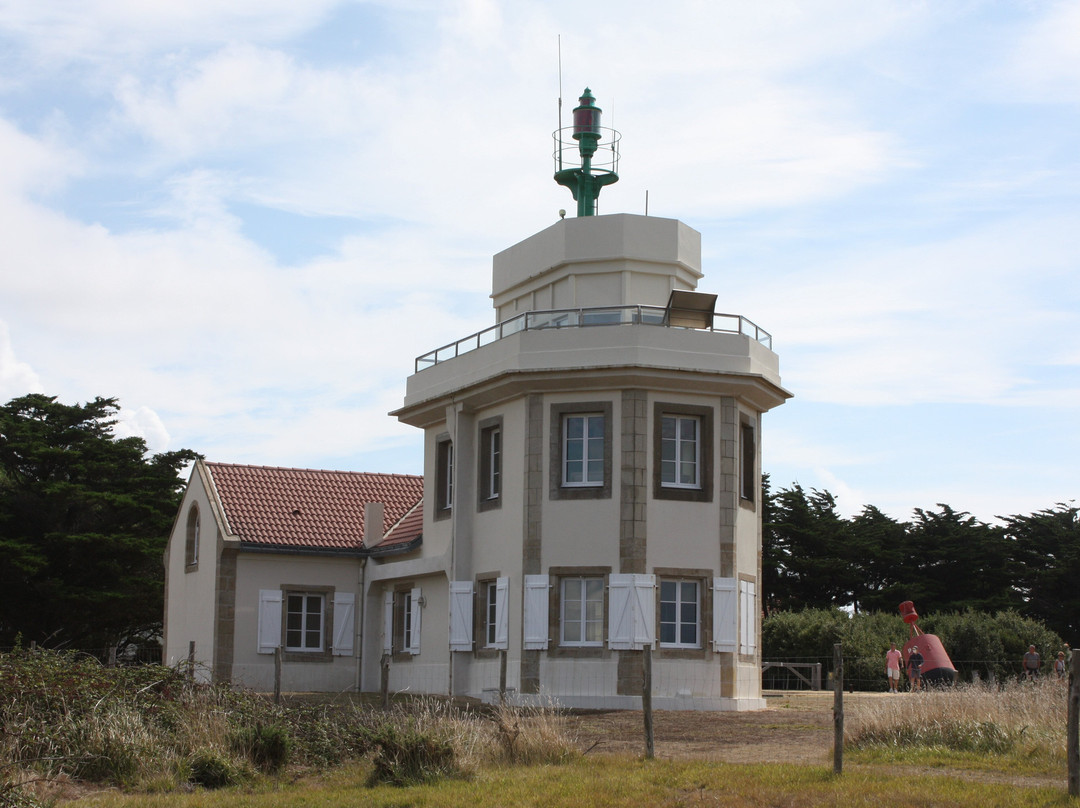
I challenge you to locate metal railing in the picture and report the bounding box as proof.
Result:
[415,304,773,372]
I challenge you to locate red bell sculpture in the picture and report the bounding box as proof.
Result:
[899,601,957,686]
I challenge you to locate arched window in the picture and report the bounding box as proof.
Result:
[185,505,200,567]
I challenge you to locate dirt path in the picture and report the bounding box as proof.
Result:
[566,691,834,764]
[563,691,1067,790]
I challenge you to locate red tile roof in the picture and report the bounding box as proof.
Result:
[204,462,423,551]
[376,500,425,553]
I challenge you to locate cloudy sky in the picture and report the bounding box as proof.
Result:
[1,1,1077,523]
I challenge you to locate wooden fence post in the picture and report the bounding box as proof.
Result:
[381,653,390,708]
[642,646,655,759]
[273,646,282,705]
[187,641,195,680]
[499,648,508,705]
[833,643,844,776]
[1068,651,1078,797]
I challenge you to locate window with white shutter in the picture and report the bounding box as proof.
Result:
[449,581,474,652]
[739,579,757,656]
[332,592,355,656]
[257,589,282,654]
[712,578,737,652]
[522,575,549,650]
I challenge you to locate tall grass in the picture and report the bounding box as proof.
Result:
[0,648,577,805]
[846,675,1067,768]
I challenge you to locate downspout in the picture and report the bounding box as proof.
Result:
[355,556,366,693]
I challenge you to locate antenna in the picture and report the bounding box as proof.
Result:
[557,36,563,172]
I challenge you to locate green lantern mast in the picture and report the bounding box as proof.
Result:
[554,88,620,217]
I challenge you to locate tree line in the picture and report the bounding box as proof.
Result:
[0,394,197,652]
[762,476,1079,642]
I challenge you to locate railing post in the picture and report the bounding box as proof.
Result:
[833,643,844,776]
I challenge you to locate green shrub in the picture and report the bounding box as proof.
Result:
[364,724,459,786]
[0,779,45,808]
[232,723,291,773]
[187,749,244,789]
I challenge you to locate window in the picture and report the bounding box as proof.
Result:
[740,419,756,503]
[560,577,604,646]
[286,592,324,652]
[550,402,613,500]
[659,579,700,648]
[563,414,604,486]
[660,415,700,488]
[257,587,353,659]
[394,590,414,653]
[435,436,453,518]
[478,418,503,510]
[484,581,498,645]
[479,577,508,649]
[653,403,713,502]
[185,505,200,567]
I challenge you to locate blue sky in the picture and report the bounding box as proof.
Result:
[1,0,1077,524]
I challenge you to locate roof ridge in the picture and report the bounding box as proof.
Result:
[204,461,421,480]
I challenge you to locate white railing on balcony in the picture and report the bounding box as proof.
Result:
[415,304,773,373]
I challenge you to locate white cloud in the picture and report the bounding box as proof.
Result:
[1005,0,1080,101]
[0,321,43,400]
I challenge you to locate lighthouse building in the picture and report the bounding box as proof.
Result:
[163,89,789,710]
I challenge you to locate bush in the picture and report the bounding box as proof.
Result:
[364,723,459,786]
[186,749,244,789]
[232,723,290,773]
[762,607,1065,690]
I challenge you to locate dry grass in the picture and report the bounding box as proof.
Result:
[846,676,1067,769]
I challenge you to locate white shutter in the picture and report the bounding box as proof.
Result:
[609,574,655,649]
[332,592,355,656]
[712,578,737,652]
[522,575,549,650]
[608,574,633,650]
[494,577,509,650]
[382,589,393,654]
[449,581,474,651]
[257,590,282,654]
[631,574,656,647]
[740,580,757,655]
[408,587,422,655]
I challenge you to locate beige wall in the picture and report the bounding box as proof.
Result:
[231,553,362,692]
[163,470,220,682]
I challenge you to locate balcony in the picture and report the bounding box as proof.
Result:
[415,305,773,373]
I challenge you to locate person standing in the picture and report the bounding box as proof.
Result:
[907,645,924,692]
[1054,651,1066,679]
[1022,645,1041,681]
[885,643,903,693]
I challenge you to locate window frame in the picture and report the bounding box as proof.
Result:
[285,591,326,653]
[392,587,415,658]
[184,504,200,569]
[658,578,701,649]
[434,434,453,520]
[478,417,503,511]
[740,416,756,507]
[559,575,606,648]
[659,414,701,489]
[653,402,713,502]
[549,402,613,500]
